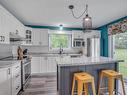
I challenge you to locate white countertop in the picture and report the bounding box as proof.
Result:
[29,53,82,57]
[56,56,124,67]
[0,60,21,68]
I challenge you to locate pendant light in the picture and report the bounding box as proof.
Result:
[68,4,92,31]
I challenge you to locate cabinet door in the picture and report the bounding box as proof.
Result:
[0,68,11,95]
[40,29,48,46]
[12,62,21,95]
[47,57,57,73]
[0,9,10,44]
[40,57,47,73]
[32,30,41,45]
[72,31,83,39]
[32,29,49,46]
[24,27,33,45]
[31,57,41,74]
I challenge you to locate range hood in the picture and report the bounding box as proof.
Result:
[10,32,26,42]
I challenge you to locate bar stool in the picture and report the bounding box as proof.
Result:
[98,70,126,95]
[71,72,96,95]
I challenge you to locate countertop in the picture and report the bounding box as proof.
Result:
[56,56,124,67]
[0,60,21,68]
[29,53,82,57]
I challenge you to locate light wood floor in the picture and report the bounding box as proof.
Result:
[20,74,57,95]
[19,74,127,95]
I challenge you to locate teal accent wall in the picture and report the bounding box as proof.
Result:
[97,16,127,57]
[97,26,108,56]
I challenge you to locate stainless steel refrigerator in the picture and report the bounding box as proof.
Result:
[87,37,100,57]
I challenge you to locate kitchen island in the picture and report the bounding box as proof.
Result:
[57,56,123,95]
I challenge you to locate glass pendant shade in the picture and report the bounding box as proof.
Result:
[83,14,92,30]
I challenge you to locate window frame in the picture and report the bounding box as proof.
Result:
[48,31,72,51]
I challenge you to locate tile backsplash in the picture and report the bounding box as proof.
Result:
[0,44,18,58]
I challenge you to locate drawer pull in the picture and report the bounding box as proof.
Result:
[15,74,20,78]
[16,86,20,90]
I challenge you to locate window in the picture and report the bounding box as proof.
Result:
[49,33,72,49]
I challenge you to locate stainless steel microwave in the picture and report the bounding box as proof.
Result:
[73,38,85,47]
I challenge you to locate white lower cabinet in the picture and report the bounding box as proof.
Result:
[31,57,57,74]
[40,57,47,73]
[47,57,57,73]
[0,61,21,95]
[0,67,11,95]
[31,57,41,73]
[11,62,21,95]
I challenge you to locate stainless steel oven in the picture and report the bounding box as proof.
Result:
[21,58,31,90]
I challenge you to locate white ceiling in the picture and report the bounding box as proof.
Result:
[0,0,127,28]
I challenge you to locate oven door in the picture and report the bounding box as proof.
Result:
[23,61,31,85]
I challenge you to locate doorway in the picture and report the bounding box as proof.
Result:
[109,32,127,93]
[114,33,127,80]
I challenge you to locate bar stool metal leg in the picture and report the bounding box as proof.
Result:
[98,72,103,95]
[78,80,83,95]
[84,83,89,95]
[108,78,114,95]
[91,79,96,95]
[71,76,75,95]
[120,76,126,95]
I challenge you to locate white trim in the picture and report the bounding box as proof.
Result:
[48,30,72,35]
[108,35,115,58]
[48,33,72,51]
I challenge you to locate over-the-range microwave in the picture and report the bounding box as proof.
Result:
[73,38,85,47]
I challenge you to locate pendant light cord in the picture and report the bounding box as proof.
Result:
[70,4,88,19]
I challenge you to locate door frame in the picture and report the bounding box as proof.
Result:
[108,35,115,58]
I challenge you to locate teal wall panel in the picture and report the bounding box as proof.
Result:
[97,16,127,57]
[97,26,108,56]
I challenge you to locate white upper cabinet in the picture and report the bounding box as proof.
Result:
[83,30,101,38]
[40,29,49,46]
[0,4,25,44]
[72,30,84,39]
[0,67,12,95]
[0,7,10,44]
[32,29,49,46]
[23,27,33,45]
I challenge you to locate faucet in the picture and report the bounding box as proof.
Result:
[59,43,63,55]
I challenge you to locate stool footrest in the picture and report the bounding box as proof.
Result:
[100,90,122,95]
[113,89,122,95]
[100,87,108,90]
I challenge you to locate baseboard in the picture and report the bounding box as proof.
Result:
[31,72,57,76]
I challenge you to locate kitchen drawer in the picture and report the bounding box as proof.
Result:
[12,76,21,95]
[13,71,21,81]
[13,83,21,95]
[12,63,21,75]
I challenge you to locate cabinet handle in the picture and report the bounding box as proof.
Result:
[15,74,20,78]
[8,68,11,74]
[16,86,20,90]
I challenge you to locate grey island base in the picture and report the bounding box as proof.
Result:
[57,56,123,95]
